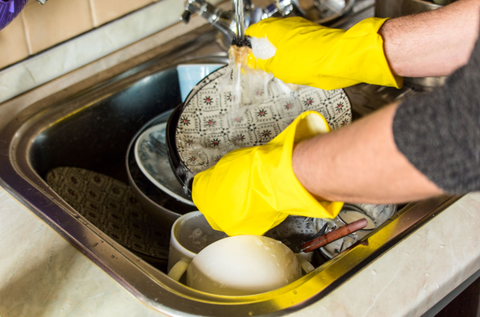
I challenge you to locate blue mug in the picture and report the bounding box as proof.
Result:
[177,64,223,102]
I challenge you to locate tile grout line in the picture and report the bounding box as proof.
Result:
[88,0,98,28]
[20,10,33,55]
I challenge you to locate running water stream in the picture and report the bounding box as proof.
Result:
[180,3,282,193]
[228,0,275,116]
[230,0,249,115]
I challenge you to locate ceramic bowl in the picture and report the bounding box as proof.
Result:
[314,0,355,25]
[186,235,302,295]
[166,66,353,195]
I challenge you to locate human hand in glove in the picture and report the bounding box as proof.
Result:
[245,17,402,90]
[192,111,344,236]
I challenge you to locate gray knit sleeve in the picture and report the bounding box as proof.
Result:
[392,34,480,194]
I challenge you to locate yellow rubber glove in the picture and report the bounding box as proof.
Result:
[192,111,344,236]
[245,17,402,90]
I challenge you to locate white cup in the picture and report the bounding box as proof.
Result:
[168,211,227,281]
[186,235,303,295]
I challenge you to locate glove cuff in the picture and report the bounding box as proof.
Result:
[360,17,403,89]
[319,17,403,89]
[275,111,344,219]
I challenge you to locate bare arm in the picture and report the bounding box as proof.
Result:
[380,0,480,77]
[292,102,443,204]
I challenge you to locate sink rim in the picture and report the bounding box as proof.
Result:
[0,29,461,316]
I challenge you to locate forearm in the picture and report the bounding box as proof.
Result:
[380,0,480,77]
[292,103,443,204]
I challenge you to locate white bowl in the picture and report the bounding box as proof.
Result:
[186,235,302,295]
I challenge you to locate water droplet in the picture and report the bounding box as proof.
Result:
[439,245,445,248]
[371,270,377,275]
[426,273,430,277]
[293,290,298,295]
[254,237,264,246]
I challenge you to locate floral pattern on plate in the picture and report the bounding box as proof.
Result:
[175,67,352,175]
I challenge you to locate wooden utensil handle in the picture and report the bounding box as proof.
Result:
[301,218,368,253]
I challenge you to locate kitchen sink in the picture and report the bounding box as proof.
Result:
[0,26,459,316]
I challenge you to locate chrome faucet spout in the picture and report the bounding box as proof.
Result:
[181,0,236,43]
[180,0,304,47]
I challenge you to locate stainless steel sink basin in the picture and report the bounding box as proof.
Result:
[0,27,460,316]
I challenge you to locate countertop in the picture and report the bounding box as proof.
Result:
[1,2,480,317]
[3,183,480,316]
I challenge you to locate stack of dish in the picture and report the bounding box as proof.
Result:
[127,64,222,228]
[128,62,358,232]
[128,63,400,266]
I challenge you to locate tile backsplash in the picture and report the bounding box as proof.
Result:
[0,13,29,68]
[0,0,159,70]
[0,0,225,105]
[23,0,94,54]
[90,0,154,27]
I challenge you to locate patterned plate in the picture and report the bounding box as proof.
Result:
[173,66,352,176]
[46,167,170,263]
[318,203,397,259]
[135,123,194,205]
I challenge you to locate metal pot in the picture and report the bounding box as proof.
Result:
[375,0,443,18]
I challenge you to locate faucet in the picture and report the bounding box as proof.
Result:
[180,0,304,46]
